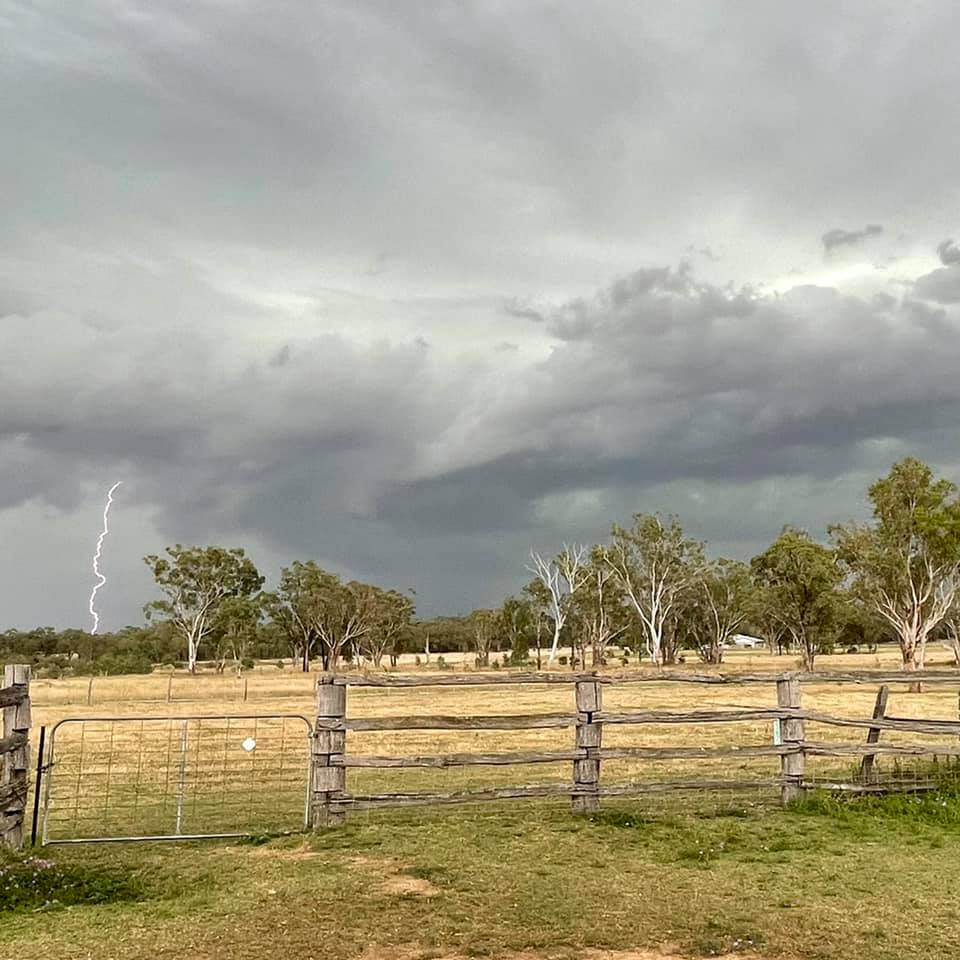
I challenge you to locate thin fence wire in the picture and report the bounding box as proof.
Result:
[41,714,312,843]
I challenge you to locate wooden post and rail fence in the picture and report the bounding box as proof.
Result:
[6,663,960,845]
[307,669,960,827]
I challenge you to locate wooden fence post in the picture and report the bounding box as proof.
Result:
[573,676,602,814]
[310,676,346,827]
[859,684,889,782]
[2,664,31,851]
[776,674,804,805]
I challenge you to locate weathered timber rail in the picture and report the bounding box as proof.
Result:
[329,669,960,686]
[306,669,960,825]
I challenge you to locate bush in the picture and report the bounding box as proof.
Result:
[275,659,285,670]
[241,657,255,670]
[844,644,860,655]
[436,655,447,670]
[558,656,568,666]
[492,659,501,670]
[620,656,629,667]
[414,655,421,666]
[84,653,153,676]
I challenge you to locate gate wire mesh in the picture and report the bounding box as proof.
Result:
[41,715,313,843]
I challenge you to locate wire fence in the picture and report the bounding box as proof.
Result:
[41,714,312,843]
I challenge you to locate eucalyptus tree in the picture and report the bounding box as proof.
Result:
[262,561,335,671]
[680,558,754,664]
[751,527,842,670]
[832,458,960,673]
[143,545,264,673]
[567,546,630,667]
[468,608,500,667]
[526,544,591,665]
[211,594,264,674]
[360,588,415,668]
[603,514,705,666]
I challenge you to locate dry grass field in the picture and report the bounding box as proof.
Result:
[6,648,960,960]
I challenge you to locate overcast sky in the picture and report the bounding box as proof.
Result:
[3,1,960,631]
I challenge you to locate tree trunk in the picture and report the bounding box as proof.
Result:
[547,623,562,665]
[902,652,924,693]
[800,633,815,671]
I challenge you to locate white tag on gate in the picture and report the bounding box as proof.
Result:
[241,737,257,752]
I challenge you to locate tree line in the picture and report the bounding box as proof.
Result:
[524,458,960,673]
[4,458,960,677]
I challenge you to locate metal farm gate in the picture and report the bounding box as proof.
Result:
[39,714,313,844]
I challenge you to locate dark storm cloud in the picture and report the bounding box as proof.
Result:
[937,239,960,266]
[6,258,960,623]
[822,224,883,253]
[6,1,960,627]
[502,299,546,324]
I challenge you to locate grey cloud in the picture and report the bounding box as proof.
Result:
[938,239,960,266]
[8,2,960,628]
[913,267,960,304]
[822,224,883,253]
[7,259,960,627]
[502,299,546,324]
[268,345,292,368]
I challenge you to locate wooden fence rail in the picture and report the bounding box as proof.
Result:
[308,669,960,826]
[1,665,31,850]
[330,669,960,687]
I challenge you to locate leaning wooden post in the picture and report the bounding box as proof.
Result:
[572,675,602,814]
[859,684,889,782]
[776,674,804,805]
[310,675,347,827]
[2,664,31,851]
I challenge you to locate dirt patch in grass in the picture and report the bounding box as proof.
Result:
[246,841,324,862]
[348,855,441,897]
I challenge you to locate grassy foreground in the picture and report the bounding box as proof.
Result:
[4,797,960,960]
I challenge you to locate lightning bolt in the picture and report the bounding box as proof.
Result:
[89,481,123,635]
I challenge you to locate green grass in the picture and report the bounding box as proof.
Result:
[4,797,960,959]
[0,853,147,913]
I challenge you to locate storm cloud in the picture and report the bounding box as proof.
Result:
[937,240,960,266]
[4,1,960,629]
[822,224,884,253]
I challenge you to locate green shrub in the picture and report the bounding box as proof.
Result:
[241,657,255,670]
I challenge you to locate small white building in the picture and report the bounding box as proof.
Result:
[728,634,766,649]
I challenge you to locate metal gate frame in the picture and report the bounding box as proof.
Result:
[40,713,314,845]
